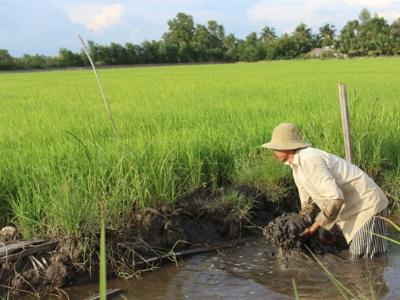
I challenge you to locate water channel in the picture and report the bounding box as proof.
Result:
[66,232,400,300]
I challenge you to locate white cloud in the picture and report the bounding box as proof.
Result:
[344,0,395,8]
[64,3,123,32]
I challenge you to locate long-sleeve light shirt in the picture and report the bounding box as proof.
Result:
[289,147,388,243]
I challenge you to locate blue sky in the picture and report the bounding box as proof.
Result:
[1,0,400,57]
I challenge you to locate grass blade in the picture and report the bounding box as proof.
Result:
[377,216,400,232]
[100,216,107,300]
[292,278,300,300]
[369,232,400,246]
[78,35,118,137]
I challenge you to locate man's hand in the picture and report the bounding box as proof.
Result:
[287,214,313,233]
[319,229,335,245]
[301,222,320,238]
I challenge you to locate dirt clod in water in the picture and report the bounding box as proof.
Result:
[263,213,320,253]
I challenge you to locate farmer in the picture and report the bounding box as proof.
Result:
[262,122,389,259]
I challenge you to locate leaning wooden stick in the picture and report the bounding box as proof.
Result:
[78,35,118,137]
[338,83,352,163]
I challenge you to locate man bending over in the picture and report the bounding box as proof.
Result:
[262,122,389,259]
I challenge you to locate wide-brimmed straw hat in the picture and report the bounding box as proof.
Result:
[261,123,311,150]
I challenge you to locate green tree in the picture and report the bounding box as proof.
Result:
[141,40,162,63]
[158,41,179,63]
[0,49,16,70]
[260,26,277,42]
[192,24,209,61]
[18,54,55,69]
[163,13,195,62]
[292,23,314,55]
[86,40,100,63]
[58,48,84,67]
[273,34,297,59]
[319,24,336,47]
[95,45,111,65]
[108,42,129,64]
[359,8,371,25]
[206,20,225,60]
[192,20,225,62]
[223,33,239,62]
[390,18,400,54]
[338,20,360,55]
[125,42,143,64]
[260,26,278,60]
[238,32,264,61]
[357,10,391,55]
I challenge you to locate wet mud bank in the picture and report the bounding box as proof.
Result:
[0,184,301,298]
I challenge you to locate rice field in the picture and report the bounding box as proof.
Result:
[1,58,399,239]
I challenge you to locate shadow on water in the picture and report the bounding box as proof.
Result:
[65,231,400,300]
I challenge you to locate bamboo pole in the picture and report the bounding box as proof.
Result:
[338,83,352,163]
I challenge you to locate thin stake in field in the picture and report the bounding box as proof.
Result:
[78,35,118,137]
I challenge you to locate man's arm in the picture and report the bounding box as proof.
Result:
[302,199,344,237]
[315,198,344,230]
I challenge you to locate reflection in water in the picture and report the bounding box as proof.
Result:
[66,239,400,300]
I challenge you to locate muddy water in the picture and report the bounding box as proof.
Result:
[66,232,400,300]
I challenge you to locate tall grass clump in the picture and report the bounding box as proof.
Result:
[0,58,399,240]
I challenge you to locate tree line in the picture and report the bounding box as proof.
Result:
[1,9,400,70]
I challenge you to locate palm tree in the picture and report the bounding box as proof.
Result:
[319,23,336,47]
[338,20,360,54]
[293,23,314,54]
[294,23,312,38]
[260,26,277,42]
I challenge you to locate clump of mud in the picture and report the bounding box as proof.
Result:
[0,226,18,242]
[263,213,321,253]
